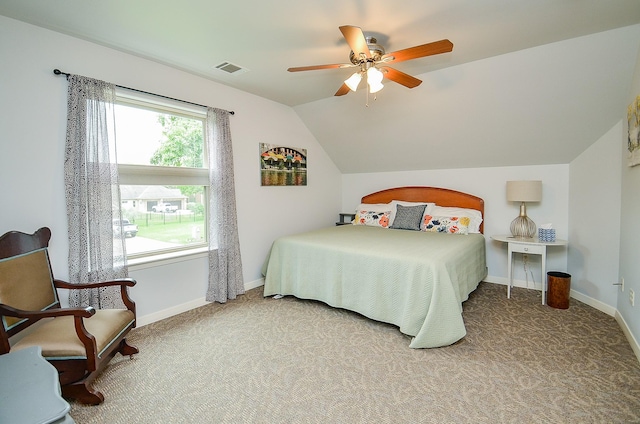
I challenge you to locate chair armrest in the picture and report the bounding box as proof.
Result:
[54,278,137,318]
[0,303,95,320]
[54,278,136,290]
[0,303,100,371]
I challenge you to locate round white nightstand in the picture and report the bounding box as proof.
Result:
[491,235,568,305]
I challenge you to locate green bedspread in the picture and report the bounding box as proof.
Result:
[262,225,487,348]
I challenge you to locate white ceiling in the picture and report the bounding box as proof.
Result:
[2,0,640,172]
[1,0,639,107]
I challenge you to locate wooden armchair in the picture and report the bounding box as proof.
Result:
[0,227,138,405]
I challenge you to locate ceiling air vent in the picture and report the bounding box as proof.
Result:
[213,61,249,75]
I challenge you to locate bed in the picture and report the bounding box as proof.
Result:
[262,186,487,348]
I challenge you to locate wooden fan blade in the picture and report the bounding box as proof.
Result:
[335,83,351,96]
[382,39,453,64]
[288,63,351,72]
[381,67,422,88]
[339,25,371,59]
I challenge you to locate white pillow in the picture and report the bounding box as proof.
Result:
[431,206,483,233]
[389,200,435,226]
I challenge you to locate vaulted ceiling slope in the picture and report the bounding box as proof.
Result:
[296,25,640,173]
[1,1,639,172]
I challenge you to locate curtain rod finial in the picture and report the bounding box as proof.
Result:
[53,69,70,78]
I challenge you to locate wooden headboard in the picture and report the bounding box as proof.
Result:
[361,186,485,234]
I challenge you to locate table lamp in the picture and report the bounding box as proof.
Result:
[506,180,542,238]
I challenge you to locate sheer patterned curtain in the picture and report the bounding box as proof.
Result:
[64,75,128,309]
[206,107,244,303]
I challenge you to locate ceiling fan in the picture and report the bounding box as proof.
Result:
[287,25,454,97]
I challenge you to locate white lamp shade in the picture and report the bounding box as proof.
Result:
[344,72,362,91]
[369,81,384,93]
[367,67,384,93]
[506,180,542,202]
[367,67,383,84]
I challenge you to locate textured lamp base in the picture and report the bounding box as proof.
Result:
[510,215,536,238]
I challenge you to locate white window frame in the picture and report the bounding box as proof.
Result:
[115,89,209,265]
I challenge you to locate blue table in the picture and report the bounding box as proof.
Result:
[0,346,74,424]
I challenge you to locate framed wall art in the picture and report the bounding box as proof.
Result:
[628,95,640,167]
[259,143,307,186]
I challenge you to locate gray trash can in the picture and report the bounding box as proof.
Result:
[547,271,571,309]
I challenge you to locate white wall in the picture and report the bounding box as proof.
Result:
[568,123,622,314]
[342,165,569,289]
[619,46,640,356]
[0,17,342,322]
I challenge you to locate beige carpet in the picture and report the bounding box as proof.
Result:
[70,282,640,423]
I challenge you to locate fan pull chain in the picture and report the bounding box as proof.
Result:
[365,90,378,107]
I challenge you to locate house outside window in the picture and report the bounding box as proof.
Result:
[114,91,208,260]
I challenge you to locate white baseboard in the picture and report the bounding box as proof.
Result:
[484,275,544,292]
[136,278,265,327]
[615,312,640,364]
[137,297,209,327]
[244,277,265,291]
[569,290,616,316]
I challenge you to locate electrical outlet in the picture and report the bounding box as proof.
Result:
[630,289,635,307]
[622,277,625,292]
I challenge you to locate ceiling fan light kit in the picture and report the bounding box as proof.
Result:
[344,65,384,94]
[287,25,454,101]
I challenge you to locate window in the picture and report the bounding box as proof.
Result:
[114,91,208,260]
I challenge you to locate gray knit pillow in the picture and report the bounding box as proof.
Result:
[390,204,426,231]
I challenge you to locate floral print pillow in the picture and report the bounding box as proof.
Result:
[354,210,391,228]
[422,215,470,234]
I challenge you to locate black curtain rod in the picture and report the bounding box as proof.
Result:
[53,69,235,115]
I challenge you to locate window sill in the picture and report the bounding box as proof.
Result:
[128,246,211,271]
